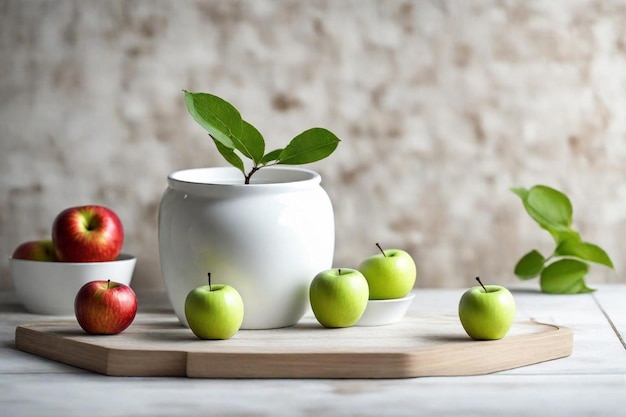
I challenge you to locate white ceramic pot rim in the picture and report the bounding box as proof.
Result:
[167,166,323,195]
[169,166,320,185]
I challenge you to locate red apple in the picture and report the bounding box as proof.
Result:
[52,205,124,262]
[12,240,59,261]
[74,279,137,335]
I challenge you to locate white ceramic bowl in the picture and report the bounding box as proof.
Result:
[10,254,136,315]
[356,293,415,326]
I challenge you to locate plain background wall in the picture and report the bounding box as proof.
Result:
[1,0,625,291]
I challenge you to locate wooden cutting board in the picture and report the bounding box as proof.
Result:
[15,313,572,378]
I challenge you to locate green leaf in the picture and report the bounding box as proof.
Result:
[213,137,245,175]
[512,185,573,233]
[555,239,614,268]
[510,187,529,200]
[548,229,581,246]
[260,148,283,165]
[539,259,592,294]
[182,91,341,182]
[183,91,243,149]
[238,121,265,164]
[514,250,545,280]
[278,128,340,165]
[526,185,573,230]
[577,282,596,293]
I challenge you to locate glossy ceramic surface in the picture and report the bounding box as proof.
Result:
[158,167,335,329]
[10,254,136,315]
[356,293,415,326]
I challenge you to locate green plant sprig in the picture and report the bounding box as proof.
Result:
[511,185,613,294]
[183,91,340,184]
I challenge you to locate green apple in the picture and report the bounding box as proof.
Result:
[309,268,369,328]
[458,277,516,340]
[184,273,244,340]
[358,243,417,299]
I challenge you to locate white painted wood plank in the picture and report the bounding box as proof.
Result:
[1,374,625,417]
[412,286,626,375]
[0,291,173,374]
[593,284,626,350]
[0,293,82,374]
[1,289,625,417]
[504,286,626,375]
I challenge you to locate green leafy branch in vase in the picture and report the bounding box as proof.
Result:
[183,91,340,184]
[511,185,613,294]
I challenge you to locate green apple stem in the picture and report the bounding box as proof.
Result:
[476,276,487,293]
[375,242,387,257]
[208,272,212,292]
[338,268,342,275]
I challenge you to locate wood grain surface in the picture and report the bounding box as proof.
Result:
[14,313,573,378]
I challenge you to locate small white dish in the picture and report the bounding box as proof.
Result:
[10,253,136,315]
[356,293,415,326]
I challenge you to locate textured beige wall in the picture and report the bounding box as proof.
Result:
[1,0,625,291]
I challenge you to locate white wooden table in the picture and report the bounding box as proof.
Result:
[1,285,625,417]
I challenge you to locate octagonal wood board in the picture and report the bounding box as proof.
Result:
[15,313,573,379]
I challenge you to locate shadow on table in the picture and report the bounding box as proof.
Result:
[0,300,27,314]
[418,334,469,343]
[510,287,544,295]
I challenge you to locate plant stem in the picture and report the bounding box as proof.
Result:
[207,272,212,291]
[476,276,487,293]
[244,167,261,184]
[244,161,279,184]
[376,243,387,257]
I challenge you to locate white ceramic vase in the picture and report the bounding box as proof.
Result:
[158,166,335,329]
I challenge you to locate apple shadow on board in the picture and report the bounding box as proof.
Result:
[418,331,475,344]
